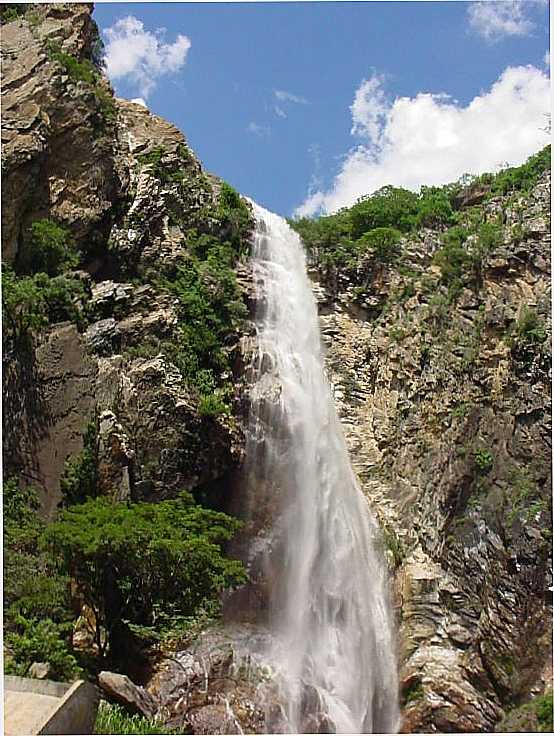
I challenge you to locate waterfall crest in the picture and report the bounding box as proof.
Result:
[242,203,399,734]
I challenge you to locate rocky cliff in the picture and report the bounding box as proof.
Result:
[2,4,551,734]
[2,3,252,520]
[308,169,552,732]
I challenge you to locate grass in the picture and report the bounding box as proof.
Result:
[94,702,180,735]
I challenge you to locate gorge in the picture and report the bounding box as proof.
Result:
[1,4,552,735]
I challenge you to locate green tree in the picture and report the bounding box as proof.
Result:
[416,187,454,228]
[3,478,75,680]
[18,219,78,276]
[349,186,419,237]
[2,267,86,342]
[43,493,246,657]
[356,227,402,262]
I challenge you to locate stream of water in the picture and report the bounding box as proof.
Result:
[243,203,399,733]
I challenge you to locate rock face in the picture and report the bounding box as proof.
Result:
[1,3,120,263]
[2,4,251,515]
[313,172,552,732]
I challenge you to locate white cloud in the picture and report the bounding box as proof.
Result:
[545,50,550,67]
[350,72,388,140]
[468,1,540,41]
[104,16,191,98]
[131,97,147,107]
[274,89,308,105]
[296,65,550,217]
[247,122,271,138]
[273,89,308,118]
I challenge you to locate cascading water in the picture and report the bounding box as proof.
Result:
[242,202,399,734]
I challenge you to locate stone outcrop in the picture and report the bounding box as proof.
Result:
[2,4,251,515]
[1,3,120,263]
[314,171,552,732]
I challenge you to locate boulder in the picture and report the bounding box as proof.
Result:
[98,671,157,719]
[28,662,52,680]
[84,318,121,355]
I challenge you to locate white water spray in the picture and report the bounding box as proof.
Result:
[244,203,399,734]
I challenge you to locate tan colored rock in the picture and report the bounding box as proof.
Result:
[3,323,97,518]
[98,671,157,719]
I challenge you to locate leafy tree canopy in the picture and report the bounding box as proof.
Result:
[42,493,246,654]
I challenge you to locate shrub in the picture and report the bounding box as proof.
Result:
[505,468,548,526]
[137,146,189,185]
[45,42,116,126]
[3,477,73,683]
[290,212,352,256]
[474,448,493,474]
[0,4,26,23]
[536,691,553,732]
[18,219,78,276]
[160,234,247,409]
[94,86,117,123]
[2,267,86,341]
[356,227,402,262]
[514,307,547,346]
[215,182,253,253]
[60,418,99,506]
[433,226,471,292]
[350,186,420,237]
[489,145,551,196]
[47,42,97,84]
[496,691,553,733]
[416,187,454,228]
[290,147,549,290]
[42,493,246,656]
[476,221,503,252]
[5,616,82,681]
[198,392,231,417]
[403,679,425,705]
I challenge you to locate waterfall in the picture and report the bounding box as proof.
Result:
[243,203,399,734]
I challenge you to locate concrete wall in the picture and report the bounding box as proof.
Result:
[4,676,99,735]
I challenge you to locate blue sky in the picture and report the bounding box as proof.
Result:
[93,1,550,216]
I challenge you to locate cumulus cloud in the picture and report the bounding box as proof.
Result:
[104,16,191,98]
[467,1,542,41]
[131,97,147,107]
[296,65,550,217]
[247,121,271,138]
[350,72,389,140]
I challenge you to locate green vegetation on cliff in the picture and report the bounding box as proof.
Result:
[3,478,78,680]
[135,173,252,414]
[290,145,550,284]
[2,219,88,345]
[3,475,246,675]
[496,691,553,733]
[43,492,246,656]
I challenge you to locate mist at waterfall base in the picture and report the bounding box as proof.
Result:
[230,203,399,734]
